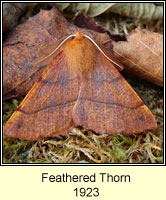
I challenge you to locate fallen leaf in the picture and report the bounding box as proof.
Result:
[73,11,127,42]
[75,3,115,17]
[102,3,163,21]
[73,11,106,33]
[60,3,163,20]
[53,3,70,11]
[113,29,163,86]
[73,3,91,15]
[3,2,34,33]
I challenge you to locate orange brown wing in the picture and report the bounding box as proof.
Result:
[72,49,157,134]
[4,51,80,140]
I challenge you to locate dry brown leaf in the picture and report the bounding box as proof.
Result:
[3,3,34,33]
[60,3,163,20]
[113,29,163,86]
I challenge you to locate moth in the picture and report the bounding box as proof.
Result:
[4,31,157,140]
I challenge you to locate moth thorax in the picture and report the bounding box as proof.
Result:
[64,37,95,75]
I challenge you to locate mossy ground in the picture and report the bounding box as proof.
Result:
[3,3,163,164]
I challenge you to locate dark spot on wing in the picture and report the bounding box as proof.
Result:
[17,121,23,129]
[139,116,145,122]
